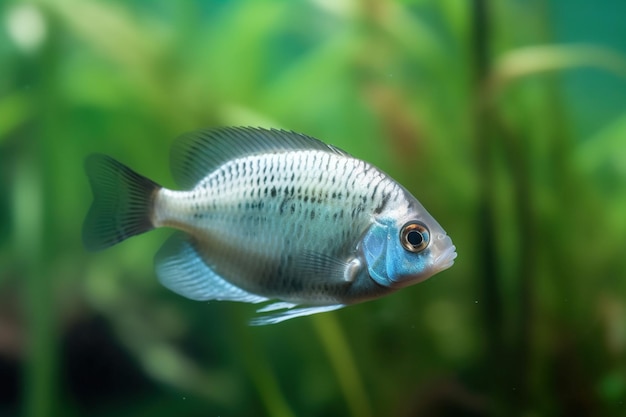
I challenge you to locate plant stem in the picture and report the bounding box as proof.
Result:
[312,314,372,417]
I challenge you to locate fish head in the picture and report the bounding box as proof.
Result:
[361,200,456,289]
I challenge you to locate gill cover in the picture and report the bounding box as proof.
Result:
[362,218,431,288]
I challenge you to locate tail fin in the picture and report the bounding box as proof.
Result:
[83,154,161,251]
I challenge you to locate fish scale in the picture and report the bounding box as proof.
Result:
[83,127,456,324]
[155,151,395,302]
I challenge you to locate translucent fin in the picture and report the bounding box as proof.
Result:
[155,233,268,303]
[83,154,160,251]
[298,252,362,283]
[250,304,345,326]
[256,302,298,313]
[170,127,349,188]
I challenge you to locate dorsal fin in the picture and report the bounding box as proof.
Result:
[170,127,349,188]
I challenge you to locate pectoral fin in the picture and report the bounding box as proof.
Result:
[251,304,345,326]
[297,251,362,283]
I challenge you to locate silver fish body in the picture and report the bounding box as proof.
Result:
[83,127,456,324]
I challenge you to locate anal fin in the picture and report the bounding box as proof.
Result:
[155,233,268,304]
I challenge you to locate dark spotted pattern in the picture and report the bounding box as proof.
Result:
[156,150,404,304]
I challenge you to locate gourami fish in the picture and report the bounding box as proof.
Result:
[83,127,456,325]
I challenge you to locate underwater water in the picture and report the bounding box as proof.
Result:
[1,0,625,416]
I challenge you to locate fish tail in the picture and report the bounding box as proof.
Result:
[83,154,161,251]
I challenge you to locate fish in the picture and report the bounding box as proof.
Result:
[83,127,456,325]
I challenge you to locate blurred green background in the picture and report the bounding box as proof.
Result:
[1,0,625,416]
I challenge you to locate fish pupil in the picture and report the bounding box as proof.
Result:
[407,230,423,247]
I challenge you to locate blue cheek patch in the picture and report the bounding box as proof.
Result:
[385,242,430,285]
[362,221,432,287]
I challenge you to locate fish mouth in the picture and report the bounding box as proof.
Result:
[434,244,457,272]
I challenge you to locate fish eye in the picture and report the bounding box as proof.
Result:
[400,221,430,253]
